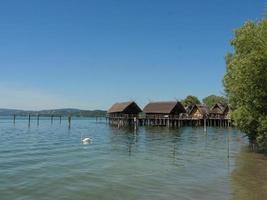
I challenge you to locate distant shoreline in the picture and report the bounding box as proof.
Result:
[0,108,107,117]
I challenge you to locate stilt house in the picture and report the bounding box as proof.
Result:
[142,101,186,126]
[189,104,209,119]
[143,101,186,119]
[107,101,142,126]
[209,103,230,119]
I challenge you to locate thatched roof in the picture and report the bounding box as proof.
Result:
[210,103,228,114]
[189,104,209,115]
[107,101,142,114]
[143,101,186,114]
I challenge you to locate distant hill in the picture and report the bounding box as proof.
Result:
[0,109,26,116]
[0,108,106,117]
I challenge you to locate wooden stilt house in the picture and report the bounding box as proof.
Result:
[189,104,209,119]
[143,101,186,126]
[209,103,230,119]
[107,101,142,126]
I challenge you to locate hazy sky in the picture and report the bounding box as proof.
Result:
[0,0,265,110]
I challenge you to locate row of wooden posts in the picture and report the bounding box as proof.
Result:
[12,115,72,128]
[10,115,232,129]
[108,117,232,128]
[10,115,105,128]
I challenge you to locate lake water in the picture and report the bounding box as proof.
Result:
[0,118,266,200]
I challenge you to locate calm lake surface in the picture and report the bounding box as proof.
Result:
[0,117,266,200]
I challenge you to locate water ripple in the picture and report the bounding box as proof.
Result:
[0,119,253,200]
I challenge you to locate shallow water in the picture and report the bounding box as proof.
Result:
[0,118,266,200]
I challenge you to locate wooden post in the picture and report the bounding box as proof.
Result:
[28,114,31,127]
[134,117,137,128]
[51,115,54,124]
[13,115,16,124]
[204,118,207,132]
[59,116,62,124]
[68,115,71,129]
[37,115,40,126]
[227,131,230,158]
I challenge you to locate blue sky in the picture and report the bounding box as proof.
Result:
[0,0,265,110]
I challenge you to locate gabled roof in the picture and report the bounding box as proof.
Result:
[143,101,186,114]
[189,104,209,115]
[107,101,142,114]
[210,103,228,114]
[223,105,230,114]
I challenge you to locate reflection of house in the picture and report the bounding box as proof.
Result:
[189,104,209,119]
[107,101,142,126]
[209,103,230,119]
[143,101,186,119]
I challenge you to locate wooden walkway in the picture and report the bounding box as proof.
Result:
[4,114,232,128]
[107,116,232,127]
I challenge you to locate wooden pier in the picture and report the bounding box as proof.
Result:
[107,101,233,128]
[107,116,232,128]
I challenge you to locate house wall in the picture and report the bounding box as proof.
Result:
[225,110,231,119]
[145,113,183,119]
[212,107,221,114]
[190,108,203,118]
[108,113,139,119]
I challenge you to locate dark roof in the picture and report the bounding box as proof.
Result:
[210,103,228,114]
[143,101,186,114]
[107,101,142,114]
[189,104,209,115]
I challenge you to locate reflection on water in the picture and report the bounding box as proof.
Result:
[0,118,266,200]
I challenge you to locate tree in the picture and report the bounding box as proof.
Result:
[202,95,228,108]
[223,19,267,152]
[181,95,200,109]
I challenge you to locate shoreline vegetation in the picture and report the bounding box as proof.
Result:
[223,17,267,153]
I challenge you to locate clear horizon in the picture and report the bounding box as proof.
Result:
[0,0,265,110]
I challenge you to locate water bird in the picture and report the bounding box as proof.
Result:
[81,134,92,144]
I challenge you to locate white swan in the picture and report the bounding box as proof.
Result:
[81,134,92,144]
